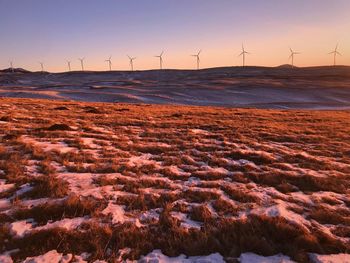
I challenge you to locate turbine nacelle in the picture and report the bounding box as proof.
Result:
[154,51,164,70]
[191,50,201,58]
[66,60,72,72]
[191,50,201,70]
[289,48,300,68]
[78,57,85,71]
[105,56,112,71]
[39,62,44,72]
[239,44,250,67]
[329,44,341,66]
[127,55,136,71]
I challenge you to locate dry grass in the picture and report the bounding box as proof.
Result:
[0,98,349,261]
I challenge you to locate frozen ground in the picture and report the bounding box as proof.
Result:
[1,66,350,109]
[0,98,349,262]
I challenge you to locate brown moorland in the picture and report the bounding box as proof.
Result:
[0,98,349,262]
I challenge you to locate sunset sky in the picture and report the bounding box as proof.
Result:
[0,0,349,72]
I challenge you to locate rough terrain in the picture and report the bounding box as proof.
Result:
[0,98,349,262]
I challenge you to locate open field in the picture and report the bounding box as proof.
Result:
[1,66,350,109]
[0,98,349,262]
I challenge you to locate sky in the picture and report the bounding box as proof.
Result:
[0,0,349,72]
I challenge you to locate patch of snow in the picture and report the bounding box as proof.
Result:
[19,197,64,210]
[170,211,202,230]
[249,200,311,231]
[239,252,296,263]
[9,219,34,237]
[35,217,86,232]
[57,172,106,199]
[309,253,350,263]
[127,154,161,168]
[0,199,11,210]
[190,129,210,135]
[23,250,73,263]
[72,253,91,263]
[25,162,41,177]
[21,136,76,154]
[0,180,15,193]
[116,248,132,262]
[102,202,127,224]
[143,142,171,148]
[80,137,102,149]
[12,183,33,197]
[0,254,13,263]
[90,126,112,134]
[184,177,201,186]
[102,201,142,227]
[139,249,225,263]
[139,209,161,222]
[10,217,86,237]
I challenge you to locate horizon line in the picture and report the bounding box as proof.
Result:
[2,64,350,74]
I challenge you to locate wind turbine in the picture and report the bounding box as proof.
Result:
[39,62,44,72]
[239,44,250,67]
[191,50,201,70]
[10,61,14,72]
[128,55,136,71]
[78,57,85,71]
[329,44,341,66]
[154,51,164,70]
[66,60,71,72]
[289,48,300,68]
[105,56,112,71]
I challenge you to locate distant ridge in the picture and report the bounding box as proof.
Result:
[276,64,295,69]
[1,65,349,74]
[0,68,31,73]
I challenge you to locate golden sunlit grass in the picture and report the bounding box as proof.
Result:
[0,98,349,261]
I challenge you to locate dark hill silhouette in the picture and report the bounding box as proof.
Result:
[0,68,31,73]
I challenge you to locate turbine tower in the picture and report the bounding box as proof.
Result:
[128,55,136,71]
[66,60,71,72]
[191,50,201,70]
[105,56,112,71]
[78,57,85,71]
[329,44,341,66]
[239,44,250,67]
[39,62,44,72]
[289,48,300,68]
[154,51,164,70]
[10,61,14,73]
